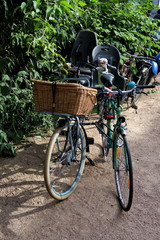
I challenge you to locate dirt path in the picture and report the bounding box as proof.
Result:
[0,83,160,240]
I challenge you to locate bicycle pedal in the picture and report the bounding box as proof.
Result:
[87,137,94,145]
[95,159,106,163]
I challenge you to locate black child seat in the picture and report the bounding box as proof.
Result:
[70,30,98,66]
[64,30,98,87]
[92,44,126,90]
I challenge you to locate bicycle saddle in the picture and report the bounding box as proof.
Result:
[101,73,115,87]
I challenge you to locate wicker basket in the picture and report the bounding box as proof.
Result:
[31,79,97,115]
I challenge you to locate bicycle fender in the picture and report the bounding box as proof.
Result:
[156,52,160,66]
[151,61,158,75]
[116,126,126,136]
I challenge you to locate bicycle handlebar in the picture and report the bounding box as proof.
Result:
[136,84,156,89]
[126,52,156,62]
[77,62,155,93]
[97,84,155,95]
[103,87,136,95]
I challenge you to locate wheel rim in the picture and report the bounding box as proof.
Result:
[45,124,85,199]
[114,134,133,210]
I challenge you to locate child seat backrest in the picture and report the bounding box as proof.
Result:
[70,30,98,66]
[92,44,126,90]
[92,44,120,67]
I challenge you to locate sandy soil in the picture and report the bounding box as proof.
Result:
[0,80,160,240]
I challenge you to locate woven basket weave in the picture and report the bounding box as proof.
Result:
[31,79,97,115]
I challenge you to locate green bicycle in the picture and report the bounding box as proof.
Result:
[92,86,133,211]
[81,83,134,211]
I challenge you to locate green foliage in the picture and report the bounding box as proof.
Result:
[82,0,159,55]
[0,130,16,157]
[0,0,159,157]
[0,72,53,157]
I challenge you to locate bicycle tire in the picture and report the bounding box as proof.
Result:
[44,122,86,200]
[133,65,149,103]
[112,131,133,211]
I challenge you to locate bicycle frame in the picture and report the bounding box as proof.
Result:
[52,113,84,164]
[100,92,124,144]
[83,88,125,151]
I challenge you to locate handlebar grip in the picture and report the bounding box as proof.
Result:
[137,85,155,89]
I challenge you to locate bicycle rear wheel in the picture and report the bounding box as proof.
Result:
[44,122,86,200]
[113,131,133,211]
[133,65,149,103]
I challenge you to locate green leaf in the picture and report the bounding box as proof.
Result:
[0,130,8,143]
[2,74,10,81]
[0,143,16,157]
[33,0,41,11]
[60,0,73,11]
[20,2,27,11]
[17,71,28,77]
[78,1,87,7]
[46,6,54,19]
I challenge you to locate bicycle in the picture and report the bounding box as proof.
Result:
[120,53,158,105]
[43,61,146,211]
[85,85,135,211]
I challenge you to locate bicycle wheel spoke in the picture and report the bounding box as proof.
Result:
[44,123,86,200]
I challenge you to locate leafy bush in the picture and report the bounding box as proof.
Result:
[0,71,53,157]
[0,0,159,157]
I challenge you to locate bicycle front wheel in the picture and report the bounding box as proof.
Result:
[44,122,86,200]
[113,131,133,211]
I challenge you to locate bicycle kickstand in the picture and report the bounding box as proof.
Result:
[85,155,95,166]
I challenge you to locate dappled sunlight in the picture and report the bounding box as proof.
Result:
[0,139,59,239]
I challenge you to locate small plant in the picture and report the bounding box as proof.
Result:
[0,130,16,157]
[147,89,157,94]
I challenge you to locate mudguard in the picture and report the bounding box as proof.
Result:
[156,52,160,67]
[116,126,126,136]
[151,60,158,75]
